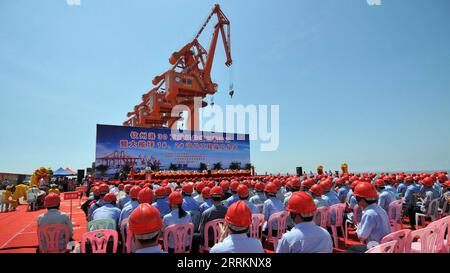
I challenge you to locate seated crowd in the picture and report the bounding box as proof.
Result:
[34,171,450,253]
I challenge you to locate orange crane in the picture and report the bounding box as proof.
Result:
[123,4,232,130]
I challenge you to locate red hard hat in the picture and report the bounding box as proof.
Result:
[164,186,172,196]
[103,193,117,203]
[255,182,265,191]
[374,179,385,187]
[443,180,450,187]
[91,186,100,196]
[350,180,359,189]
[128,204,162,236]
[225,200,252,227]
[220,181,229,191]
[138,187,155,204]
[155,187,166,197]
[320,180,332,191]
[201,187,211,198]
[290,179,301,189]
[168,191,183,205]
[195,182,205,192]
[130,186,142,199]
[99,184,109,194]
[309,184,324,196]
[230,181,240,191]
[302,179,315,189]
[237,184,249,198]
[353,182,378,200]
[421,177,434,187]
[182,183,193,194]
[118,184,124,190]
[273,179,282,188]
[207,181,215,188]
[287,191,317,216]
[210,186,223,197]
[44,193,60,208]
[264,182,278,194]
[124,184,133,192]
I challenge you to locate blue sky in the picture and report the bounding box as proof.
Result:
[1,0,450,175]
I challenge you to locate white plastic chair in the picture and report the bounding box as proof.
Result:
[415,198,440,229]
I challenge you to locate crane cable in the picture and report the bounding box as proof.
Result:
[229,65,234,98]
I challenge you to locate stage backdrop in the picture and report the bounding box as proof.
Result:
[95,124,251,178]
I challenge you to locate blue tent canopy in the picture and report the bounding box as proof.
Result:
[53,167,74,176]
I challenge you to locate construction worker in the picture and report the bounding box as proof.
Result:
[198,187,212,213]
[439,180,450,212]
[262,182,284,236]
[321,180,340,206]
[435,173,447,195]
[197,186,228,249]
[181,183,200,212]
[236,184,259,213]
[349,182,391,252]
[193,182,206,205]
[396,175,408,197]
[249,182,267,206]
[210,200,264,253]
[163,191,193,252]
[273,179,285,202]
[118,184,132,209]
[220,181,232,199]
[309,184,327,208]
[119,186,141,224]
[81,186,99,219]
[152,186,171,217]
[225,181,240,207]
[92,192,121,229]
[418,177,440,215]
[37,193,73,252]
[374,179,395,213]
[87,183,109,221]
[128,203,165,253]
[383,177,397,197]
[301,179,315,194]
[337,179,350,203]
[276,191,332,253]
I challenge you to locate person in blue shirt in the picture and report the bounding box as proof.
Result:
[249,182,267,207]
[337,181,351,203]
[152,186,171,217]
[309,184,327,208]
[210,200,264,253]
[128,203,166,253]
[163,191,193,252]
[262,183,285,237]
[396,176,408,197]
[347,182,391,252]
[321,180,340,206]
[225,181,240,207]
[118,184,132,210]
[88,184,110,221]
[407,177,440,229]
[198,187,213,213]
[91,193,121,230]
[374,179,395,213]
[383,177,397,197]
[119,186,141,224]
[276,192,332,253]
[236,184,259,213]
[181,183,200,212]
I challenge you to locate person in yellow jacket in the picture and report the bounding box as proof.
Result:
[48,184,61,195]
[3,185,18,211]
[13,182,29,203]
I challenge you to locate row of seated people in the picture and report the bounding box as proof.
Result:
[37,172,450,253]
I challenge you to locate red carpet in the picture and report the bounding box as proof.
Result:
[0,197,87,253]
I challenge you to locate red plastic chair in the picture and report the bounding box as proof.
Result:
[427,216,449,253]
[163,223,194,253]
[411,226,438,253]
[388,200,404,231]
[81,229,119,253]
[313,206,329,228]
[365,240,397,253]
[266,211,288,251]
[328,203,347,247]
[381,229,412,253]
[250,214,265,239]
[120,219,128,253]
[37,224,70,253]
[200,219,225,253]
[125,231,135,253]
